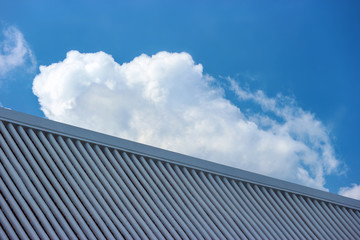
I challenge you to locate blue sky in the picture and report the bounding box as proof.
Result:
[1,0,359,198]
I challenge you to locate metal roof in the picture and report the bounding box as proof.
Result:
[1,107,360,240]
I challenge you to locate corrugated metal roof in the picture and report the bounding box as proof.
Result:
[1,108,360,240]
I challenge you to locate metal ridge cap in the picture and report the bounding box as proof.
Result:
[1,107,360,210]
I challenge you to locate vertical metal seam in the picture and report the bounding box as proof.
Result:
[1,182,28,240]
[120,152,180,240]
[311,199,349,239]
[0,147,56,240]
[329,203,359,238]
[12,125,78,239]
[188,168,246,239]
[245,182,290,239]
[252,185,299,240]
[62,138,130,239]
[0,141,45,240]
[0,217,10,240]
[341,206,360,227]
[112,150,167,240]
[259,186,303,239]
[154,160,217,239]
[197,171,250,239]
[221,177,268,239]
[333,205,360,237]
[267,188,310,239]
[208,174,260,239]
[350,207,360,224]
[26,128,98,239]
[125,154,190,240]
[320,201,357,239]
[238,181,282,239]
[107,148,162,239]
[49,135,124,240]
[36,131,110,239]
[0,175,40,240]
[84,144,142,239]
[303,197,342,239]
[134,155,199,240]
[17,127,89,240]
[145,158,210,239]
[93,145,148,240]
[0,208,20,240]
[5,124,69,239]
[179,166,239,239]
[274,190,317,239]
[295,195,333,239]
[102,147,157,240]
[285,192,325,239]
[167,162,227,239]
[230,179,276,239]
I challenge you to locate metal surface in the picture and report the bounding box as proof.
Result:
[1,108,360,239]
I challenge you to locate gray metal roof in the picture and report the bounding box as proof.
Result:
[1,107,360,240]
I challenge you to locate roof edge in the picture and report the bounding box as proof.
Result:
[1,107,360,210]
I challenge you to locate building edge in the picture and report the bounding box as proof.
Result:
[1,107,359,210]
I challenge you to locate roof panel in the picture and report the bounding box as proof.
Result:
[1,108,360,239]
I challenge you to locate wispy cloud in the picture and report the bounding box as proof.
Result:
[229,78,342,188]
[33,50,342,190]
[0,25,36,78]
[339,184,360,200]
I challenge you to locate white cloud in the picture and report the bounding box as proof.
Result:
[0,25,36,78]
[33,50,341,190]
[339,184,360,200]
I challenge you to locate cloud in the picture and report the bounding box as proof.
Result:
[0,25,36,78]
[33,50,341,190]
[339,184,360,200]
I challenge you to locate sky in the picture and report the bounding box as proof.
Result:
[0,0,359,199]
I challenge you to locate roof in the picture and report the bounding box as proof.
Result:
[1,107,360,240]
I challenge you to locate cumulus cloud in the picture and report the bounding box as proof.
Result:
[0,25,36,78]
[33,50,341,190]
[339,184,360,200]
